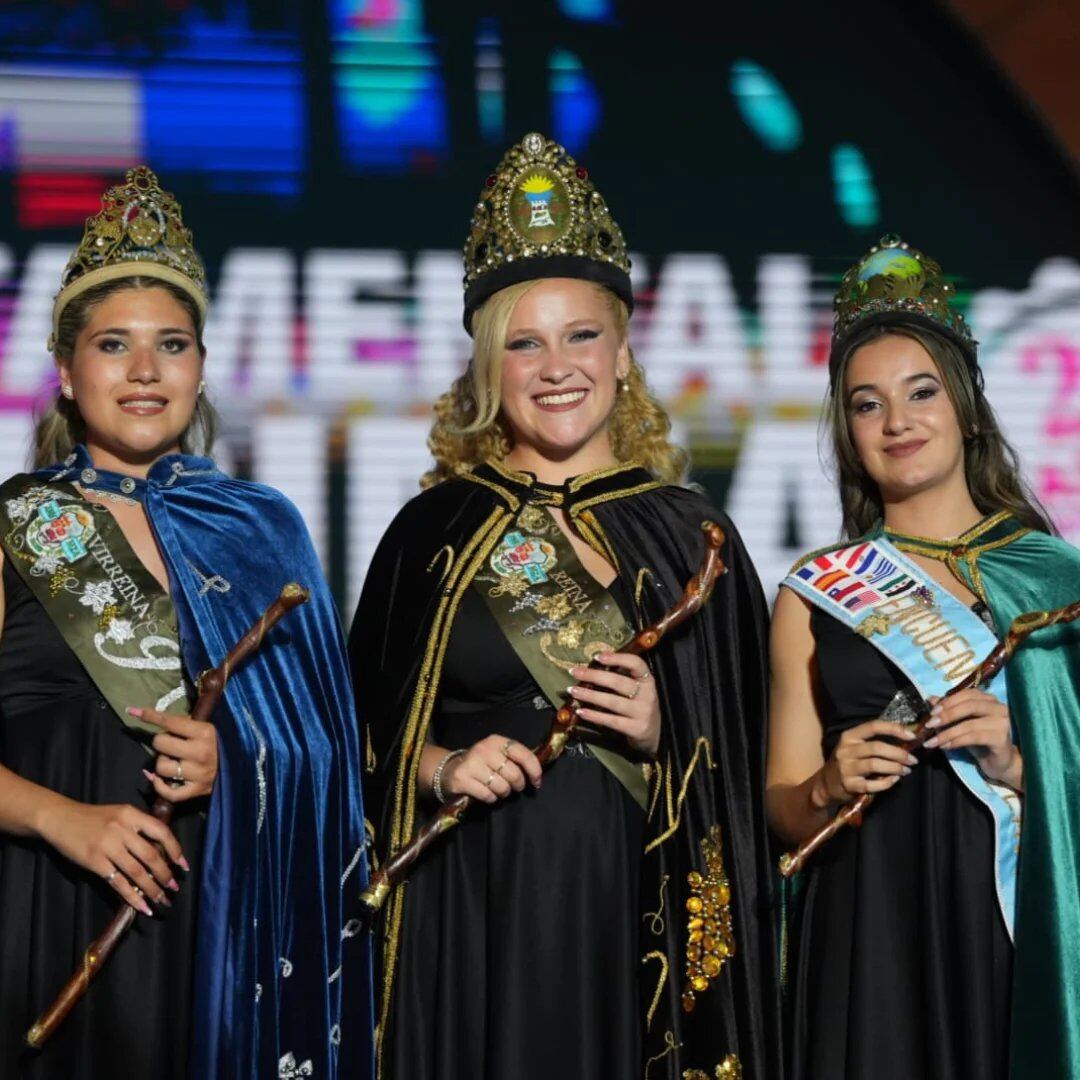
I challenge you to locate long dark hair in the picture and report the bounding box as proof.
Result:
[825,323,1055,539]
[34,276,217,469]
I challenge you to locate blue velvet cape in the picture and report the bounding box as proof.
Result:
[41,447,374,1079]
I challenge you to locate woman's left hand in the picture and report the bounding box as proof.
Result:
[128,706,220,803]
[568,652,661,758]
[923,689,1022,790]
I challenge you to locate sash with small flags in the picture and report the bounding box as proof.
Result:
[784,534,1020,937]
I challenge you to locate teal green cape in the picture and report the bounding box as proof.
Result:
[883,512,1080,1077]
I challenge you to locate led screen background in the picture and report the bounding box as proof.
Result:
[0,0,1078,610]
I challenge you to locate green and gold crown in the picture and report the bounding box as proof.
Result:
[829,234,977,385]
[462,132,632,332]
[50,166,208,348]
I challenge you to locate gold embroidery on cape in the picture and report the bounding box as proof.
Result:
[568,460,646,492]
[645,1031,681,1079]
[378,506,511,1076]
[425,544,455,582]
[642,873,670,935]
[570,480,664,519]
[645,737,715,854]
[681,825,735,1013]
[683,1055,743,1079]
[635,567,656,609]
[647,759,664,822]
[641,950,669,1030]
[460,469,522,510]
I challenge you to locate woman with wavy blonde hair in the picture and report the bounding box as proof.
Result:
[349,133,781,1080]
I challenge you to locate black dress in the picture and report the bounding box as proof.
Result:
[0,558,204,1079]
[386,582,645,1079]
[789,604,1013,1080]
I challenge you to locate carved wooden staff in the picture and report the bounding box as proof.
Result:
[25,582,310,1050]
[359,521,728,916]
[779,600,1080,879]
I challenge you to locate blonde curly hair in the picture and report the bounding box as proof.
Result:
[422,280,687,488]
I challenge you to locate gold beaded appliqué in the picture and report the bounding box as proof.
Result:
[681,824,735,1013]
[683,1055,743,1079]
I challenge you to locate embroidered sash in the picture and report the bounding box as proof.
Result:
[473,501,648,809]
[0,474,190,735]
[784,535,1021,937]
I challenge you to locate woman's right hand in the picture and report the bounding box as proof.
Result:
[813,719,919,807]
[441,735,543,804]
[37,798,186,915]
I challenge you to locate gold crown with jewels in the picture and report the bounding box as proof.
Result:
[461,132,632,332]
[830,234,978,387]
[50,166,208,349]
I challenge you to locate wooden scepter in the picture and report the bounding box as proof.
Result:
[25,582,310,1050]
[358,521,728,917]
[779,600,1080,879]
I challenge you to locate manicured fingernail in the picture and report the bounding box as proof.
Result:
[156,893,172,908]
[178,855,191,872]
[925,718,939,728]
[168,878,180,892]
[567,686,580,695]
[906,754,918,766]
[570,666,584,677]
[900,728,917,739]
[142,769,156,783]
[930,704,942,717]
[924,735,939,748]
[138,900,153,917]
[126,706,143,718]
[902,766,911,775]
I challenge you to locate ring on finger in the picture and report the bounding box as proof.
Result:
[636,669,651,682]
[502,738,514,753]
[484,772,496,788]
[625,683,640,701]
[495,758,509,776]
[173,759,184,783]
[107,870,117,885]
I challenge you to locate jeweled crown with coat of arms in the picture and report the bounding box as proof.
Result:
[461,132,633,330]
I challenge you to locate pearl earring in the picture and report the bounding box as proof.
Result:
[619,378,629,393]
[197,379,206,396]
[61,384,74,400]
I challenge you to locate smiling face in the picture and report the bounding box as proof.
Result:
[844,332,968,501]
[59,285,204,472]
[498,278,629,475]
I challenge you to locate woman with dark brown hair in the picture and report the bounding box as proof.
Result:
[0,169,373,1078]
[767,236,1080,1079]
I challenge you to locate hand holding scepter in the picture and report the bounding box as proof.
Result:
[779,600,1080,878]
[358,521,728,916]
[26,583,310,1049]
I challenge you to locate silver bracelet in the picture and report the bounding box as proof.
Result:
[432,748,466,804]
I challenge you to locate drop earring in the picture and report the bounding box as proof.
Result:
[619,377,629,393]
[197,379,206,396]
[60,384,74,400]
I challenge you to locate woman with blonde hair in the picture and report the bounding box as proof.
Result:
[0,168,372,1078]
[349,133,782,1079]
[767,236,1080,1078]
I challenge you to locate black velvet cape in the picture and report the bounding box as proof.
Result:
[348,461,782,1078]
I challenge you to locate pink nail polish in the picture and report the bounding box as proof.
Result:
[178,856,191,872]
[925,736,939,748]
[138,900,153,917]
[168,878,180,892]
[126,706,142,718]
